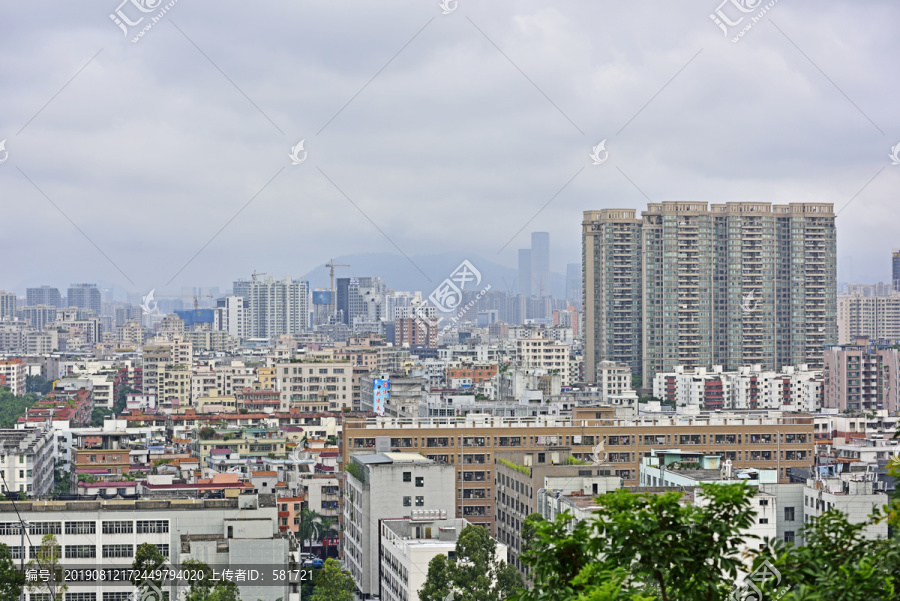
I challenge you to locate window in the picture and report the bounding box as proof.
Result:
[759,499,769,506]
[31,545,60,559]
[402,472,411,482]
[415,496,425,507]
[154,544,169,557]
[784,531,795,543]
[30,522,61,536]
[537,453,545,464]
[759,518,769,524]
[136,520,168,534]
[66,594,96,601]
[415,477,424,487]
[0,523,21,536]
[65,545,96,559]
[784,507,795,521]
[104,593,134,601]
[65,521,96,535]
[403,496,411,507]
[102,521,132,534]
[102,544,133,558]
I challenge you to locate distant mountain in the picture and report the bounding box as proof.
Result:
[302,252,567,297]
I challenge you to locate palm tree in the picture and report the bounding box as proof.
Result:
[297,508,333,554]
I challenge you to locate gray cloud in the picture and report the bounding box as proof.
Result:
[0,0,897,296]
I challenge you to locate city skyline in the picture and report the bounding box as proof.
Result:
[1,2,897,292]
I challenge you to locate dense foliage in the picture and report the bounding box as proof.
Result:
[420,524,524,601]
[309,559,354,601]
[0,387,38,428]
[510,479,900,601]
[0,542,25,601]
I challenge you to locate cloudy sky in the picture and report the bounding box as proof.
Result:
[1,0,897,298]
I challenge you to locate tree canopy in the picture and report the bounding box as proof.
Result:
[309,558,354,601]
[420,524,523,601]
[0,542,25,601]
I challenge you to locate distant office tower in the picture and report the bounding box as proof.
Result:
[0,292,16,321]
[565,263,581,304]
[336,277,387,330]
[583,202,837,383]
[336,278,351,325]
[518,249,532,297]
[233,276,308,339]
[311,290,332,327]
[67,283,101,315]
[531,232,550,298]
[26,286,61,308]
[893,250,900,293]
[582,210,643,380]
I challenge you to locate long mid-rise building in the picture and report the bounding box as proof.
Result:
[343,409,815,532]
[583,202,837,383]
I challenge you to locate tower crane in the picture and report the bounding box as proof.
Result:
[324,259,350,319]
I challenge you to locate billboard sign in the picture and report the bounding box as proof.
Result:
[373,378,390,416]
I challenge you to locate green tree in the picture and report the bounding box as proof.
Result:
[297,508,333,553]
[747,509,899,601]
[181,559,241,601]
[310,558,354,601]
[0,542,26,601]
[131,543,167,589]
[516,483,757,601]
[419,554,453,601]
[26,534,67,601]
[521,513,544,555]
[0,387,39,428]
[420,524,523,601]
[25,375,52,396]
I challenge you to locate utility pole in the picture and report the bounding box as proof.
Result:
[324,259,350,320]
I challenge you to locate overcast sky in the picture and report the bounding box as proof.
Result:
[1,0,897,298]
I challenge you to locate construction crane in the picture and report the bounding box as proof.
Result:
[324,259,350,319]
[194,294,214,310]
[251,270,267,282]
